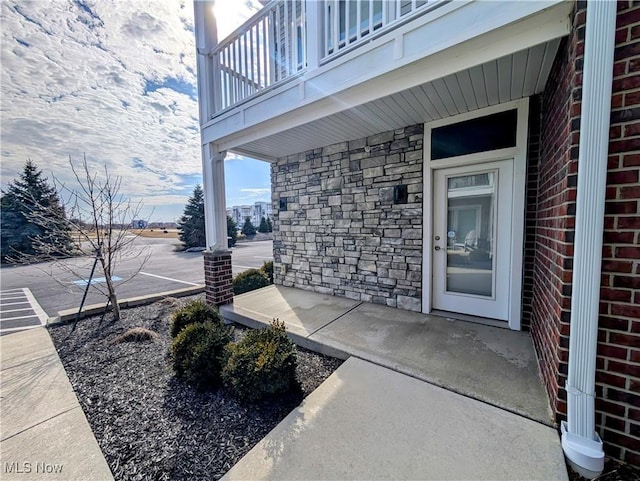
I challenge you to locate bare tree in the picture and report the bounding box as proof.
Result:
[10,155,151,321]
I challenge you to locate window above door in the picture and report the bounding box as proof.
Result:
[431,109,518,160]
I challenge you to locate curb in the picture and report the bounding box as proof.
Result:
[47,285,205,325]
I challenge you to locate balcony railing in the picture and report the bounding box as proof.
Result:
[212,1,307,111]
[210,0,444,115]
[323,0,432,57]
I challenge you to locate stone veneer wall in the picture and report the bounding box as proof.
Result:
[272,125,424,311]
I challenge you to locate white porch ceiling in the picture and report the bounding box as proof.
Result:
[233,39,560,161]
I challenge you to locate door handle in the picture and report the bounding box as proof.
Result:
[434,246,442,251]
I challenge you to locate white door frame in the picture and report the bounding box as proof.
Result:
[433,159,513,319]
[422,98,529,330]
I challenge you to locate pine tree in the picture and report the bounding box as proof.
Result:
[241,217,257,236]
[177,185,206,248]
[266,217,273,233]
[258,216,269,233]
[0,159,72,261]
[227,215,237,247]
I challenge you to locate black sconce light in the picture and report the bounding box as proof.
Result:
[393,185,408,204]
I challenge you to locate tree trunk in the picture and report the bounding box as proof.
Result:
[99,256,120,321]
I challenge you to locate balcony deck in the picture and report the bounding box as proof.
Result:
[198,0,572,161]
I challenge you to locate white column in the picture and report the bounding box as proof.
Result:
[561,2,616,478]
[212,149,228,249]
[202,145,228,251]
[305,0,321,70]
[194,0,218,119]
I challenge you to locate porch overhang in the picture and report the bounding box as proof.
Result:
[203,1,572,161]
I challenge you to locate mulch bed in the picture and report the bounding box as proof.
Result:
[49,296,343,481]
[568,458,640,481]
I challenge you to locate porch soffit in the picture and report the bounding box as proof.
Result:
[232,40,561,162]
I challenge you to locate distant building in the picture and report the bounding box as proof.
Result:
[227,201,273,227]
[131,219,147,229]
[254,201,272,225]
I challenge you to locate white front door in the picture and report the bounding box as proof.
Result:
[432,160,514,321]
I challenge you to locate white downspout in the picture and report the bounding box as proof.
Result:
[561,1,616,478]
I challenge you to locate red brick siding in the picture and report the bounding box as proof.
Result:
[521,95,542,331]
[203,251,233,306]
[532,1,640,465]
[597,0,640,465]
[531,2,583,425]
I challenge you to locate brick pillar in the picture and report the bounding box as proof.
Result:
[203,250,233,307]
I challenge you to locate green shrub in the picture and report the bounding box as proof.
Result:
[170,299,222,338]
[222,319,298,401]
[233,268,270,295]
[260,260,274,284]
[171,321,233,389]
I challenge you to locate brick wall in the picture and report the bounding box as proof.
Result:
[203,250,233,307]
[530,4,582,423]
[521,95,542,331]
[533,1,640,465]
[272,125,424,311]
[597,1,640,465]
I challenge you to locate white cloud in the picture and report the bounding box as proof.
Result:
[1,0,263,220]
[240,188,271,196]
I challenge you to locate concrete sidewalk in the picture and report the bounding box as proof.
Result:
[221,285,568,480]
[221,285,553,424]
[223,357,568,481]
[0,286,566,481]
[0,328,113,480]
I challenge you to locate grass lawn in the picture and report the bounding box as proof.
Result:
[131,228,180,239]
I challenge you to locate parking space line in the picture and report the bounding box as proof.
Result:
[0,296,27,301]
[139,272,202,287]
[0,288,48,335]
[233,264,259,270]
[23,288,48,325]
[0,314,40,322]
[2,307,36,314]
[0,325,41,334]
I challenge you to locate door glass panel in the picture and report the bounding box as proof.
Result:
[445,172,495,297]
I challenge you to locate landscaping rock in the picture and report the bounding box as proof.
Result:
[48,295,342,481]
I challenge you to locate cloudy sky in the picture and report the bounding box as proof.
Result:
[1,0,271,222]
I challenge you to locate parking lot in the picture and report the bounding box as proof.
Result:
[0,288,49,335]
[0,239,273,334]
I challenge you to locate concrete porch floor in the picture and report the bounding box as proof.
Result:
[220,285,568,481]
[221,285,553,425]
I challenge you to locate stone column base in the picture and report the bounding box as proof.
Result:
[203,250,233,307]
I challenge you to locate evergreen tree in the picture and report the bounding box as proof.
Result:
[177,185,206,248]
[1,159,72,261]
[266,217,273,233]
[227,215,237,247]
[241,216,257,236]
[258,216,269,233]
